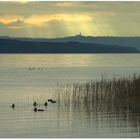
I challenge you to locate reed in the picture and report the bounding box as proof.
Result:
[56,74,140,111]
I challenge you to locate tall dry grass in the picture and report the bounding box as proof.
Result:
[56,74,140,111]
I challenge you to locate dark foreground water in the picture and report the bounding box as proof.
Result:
[0,54,140,138]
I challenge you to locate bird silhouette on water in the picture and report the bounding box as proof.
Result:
[34,107,44,112]
[11,104,15,109]
[44,102,48,106]
[38,109,44,112]
[33,102,37,107]
[51,100,56,103]
[34,107,37,112]
[48,99,56,103]
[48,99,52,102]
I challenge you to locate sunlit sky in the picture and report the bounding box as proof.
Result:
[0,1,140,38]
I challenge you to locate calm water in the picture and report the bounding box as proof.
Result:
[0,54,140,138]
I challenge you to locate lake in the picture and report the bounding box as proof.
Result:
[0,54,140,138]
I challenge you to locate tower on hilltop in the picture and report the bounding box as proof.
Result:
[75,32,83,37]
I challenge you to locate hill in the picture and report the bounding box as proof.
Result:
[14,35,140,51]
[0,38,138,53]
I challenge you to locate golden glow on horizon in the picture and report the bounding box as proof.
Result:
[0,13,95,36]
[25,14,92,26]
[0,16,24,24]
[0,2,140,37]
[0,13,92,26]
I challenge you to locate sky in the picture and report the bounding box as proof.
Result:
[0,1,140,38]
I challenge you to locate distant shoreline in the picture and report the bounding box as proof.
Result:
[0,38,139,53]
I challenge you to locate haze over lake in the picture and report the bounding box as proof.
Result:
[0,1,140,138]
[0,54,140,138]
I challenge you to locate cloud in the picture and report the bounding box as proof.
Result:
[0,1,140,37]
[0,16,26,29]
[0,16,24,24]
[0,13,93,27]
[7,19,26,29]
[0,22,27,37]
[24,13,93,26]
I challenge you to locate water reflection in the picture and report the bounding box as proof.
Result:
[0,54,140,137]
[0,90,140,137]
[54,74,140,137]
[0,54,140,68]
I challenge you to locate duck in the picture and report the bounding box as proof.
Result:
[51,100,56,103]
[33,102,37,107]
[48,99,52,102]
[11,104,15,108]
[44,102,48,106]
[38,109,44,112]
[34,107,37,112]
